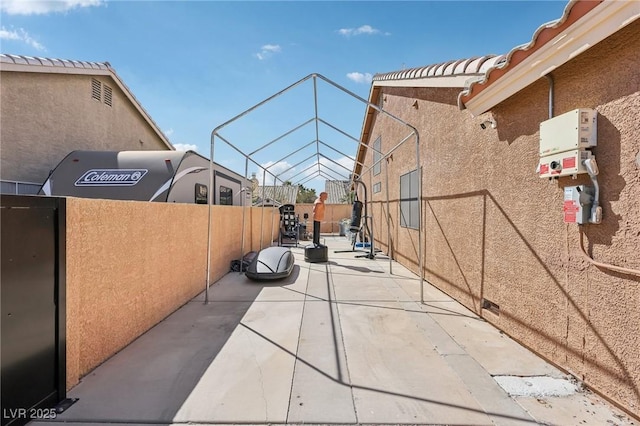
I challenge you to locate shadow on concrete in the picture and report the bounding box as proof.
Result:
[55,270,300,424]
[389,189,639,406]
[241,322,537,424]
[281,283,483,321]
[327,260,385,274]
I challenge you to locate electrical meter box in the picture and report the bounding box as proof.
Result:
[563,185,594,224]
[540,108,597,157]
[539,149,594,178]
[539,108,597,178]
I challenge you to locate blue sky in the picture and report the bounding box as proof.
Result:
[1,0,568,193]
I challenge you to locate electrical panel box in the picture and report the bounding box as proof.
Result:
[563,185,594,224]
[539,149,594,178]
[539,108,597,178]
[540,108,597,157]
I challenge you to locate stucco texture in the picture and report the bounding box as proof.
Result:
[65,198,278,389]
[364,21,640,418]
[295,203,352,234]
[0,72,168,185]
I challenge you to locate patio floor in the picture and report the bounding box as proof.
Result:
[36,236,635,426]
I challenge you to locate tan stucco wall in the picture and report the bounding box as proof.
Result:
[65,198,278,389]
[0,72,169,185]
[364,21,640,418]
[295,203,352,234]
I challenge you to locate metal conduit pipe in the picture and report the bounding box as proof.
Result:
[384,158,393,274]
[544,71,635,276]
[240,157,249,273]
[545,73,554,118]
[579,229,640,277]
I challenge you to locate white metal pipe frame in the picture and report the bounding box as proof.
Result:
[206,73,423,304]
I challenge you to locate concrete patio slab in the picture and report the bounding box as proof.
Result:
[34,235,636,426]
[286,266,357,424]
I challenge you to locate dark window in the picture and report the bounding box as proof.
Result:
[195,183,208,204]
[219,186,233,205]
[400,169,419,229]
[373,136,382,176]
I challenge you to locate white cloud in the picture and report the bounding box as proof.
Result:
[0,0,103,15]
[0,27,45,50]
[319,156,354,180]
[346,72,373,84]
[164,128,174,137]
[173,143,198,152]
[337,25,388,37]
[257,160,295,185]
[255,44,281,60]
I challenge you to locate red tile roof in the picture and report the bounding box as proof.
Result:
[458,0,603,108]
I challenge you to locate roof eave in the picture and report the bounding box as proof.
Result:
[355,84,380,179]
[373,74,481,89]
[461,0,639,116]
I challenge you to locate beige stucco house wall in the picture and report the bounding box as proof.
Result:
[0,55,173,190]
[358,5,639,419]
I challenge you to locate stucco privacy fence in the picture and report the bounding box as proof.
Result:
[64,198,350,388]
[65,197,283,388]
[295,203,352,235]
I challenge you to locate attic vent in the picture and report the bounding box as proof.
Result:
[103,85,113,107]
[91,78,101,101]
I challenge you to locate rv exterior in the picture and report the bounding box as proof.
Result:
[39,150,249,206]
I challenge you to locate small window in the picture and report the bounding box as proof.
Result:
[373,136,382,176]
[91,78,101,101]
[400,169,420,229]
[103,85,113,107]
[373,182,381,193]
[219,186,233,205]
[195,183,208,204]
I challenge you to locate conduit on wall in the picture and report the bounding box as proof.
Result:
[205,73,422,304]
[579,229,640,277]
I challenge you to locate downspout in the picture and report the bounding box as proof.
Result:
[545,73,554,119]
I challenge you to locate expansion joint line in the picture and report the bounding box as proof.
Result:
[326,262,359,423]
[285,261,311,423]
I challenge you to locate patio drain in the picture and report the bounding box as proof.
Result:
[494,375,579,397]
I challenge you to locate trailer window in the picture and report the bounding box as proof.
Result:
[219,186,233,205]
[195,183,208,204]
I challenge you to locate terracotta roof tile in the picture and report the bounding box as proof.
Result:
[1,53,111,70]
[372,54,502,83]
[459,0,603,107]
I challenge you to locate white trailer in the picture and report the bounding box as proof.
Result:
[39,150,249,206]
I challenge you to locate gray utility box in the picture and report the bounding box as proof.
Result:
[563,185,594,224]
[539,108,597,178]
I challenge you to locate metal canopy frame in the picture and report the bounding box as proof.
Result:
[206,73,423,303]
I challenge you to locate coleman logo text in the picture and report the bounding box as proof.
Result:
[75,169,148,186]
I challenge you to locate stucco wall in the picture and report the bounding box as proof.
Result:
[65,198,278,389]
[0,72,168,185]
[295,203,352,234]
[364,21,640,417]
